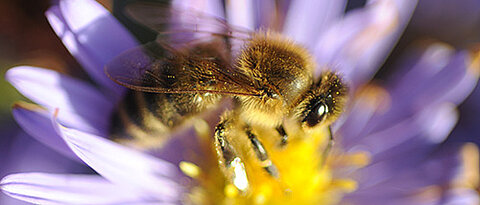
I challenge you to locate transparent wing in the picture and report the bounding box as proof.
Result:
[105,42,260,97]
[123,1,252,52]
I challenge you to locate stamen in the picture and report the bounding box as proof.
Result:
[468,47,480,77]
[193,119,211,141]
[459,143,479,189]
[186,119,365,204]
[224,184,239,198]
[331,179,358,192]
[179,161,201,178]
[336,151,371,167]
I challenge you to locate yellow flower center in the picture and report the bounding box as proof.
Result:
[179,120,370,205]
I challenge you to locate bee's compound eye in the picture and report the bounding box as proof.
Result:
[304,102,328,127]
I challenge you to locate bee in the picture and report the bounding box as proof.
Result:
[106,2,348,191]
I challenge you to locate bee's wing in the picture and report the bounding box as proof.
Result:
[123,1,251,52]
[105,43,260,97]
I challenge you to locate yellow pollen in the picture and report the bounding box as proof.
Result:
[468,46,480,77]
[355,84,391,113]
[458,143,479,189]
[224,184,239,198]
[179,161,201,178]
[336,151,371,167]
[331,179,358,193]
[186,120,369,204]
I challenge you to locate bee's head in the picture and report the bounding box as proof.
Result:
[294,72,348,128]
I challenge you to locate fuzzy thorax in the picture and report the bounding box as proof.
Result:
[235,31,316,127]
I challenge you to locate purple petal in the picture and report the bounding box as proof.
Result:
[362,140,461,190]
[226,0,255,30]
[340,45,479,150]
[12,105,79,162]
[335,84,390,146]
[252,0,277,29]
[389,48,478,107]
[169,0,226,44]
[441,188,480,205]
[1,173,164,204]
[172,0,224,18]
[346,146,464,205]
[346,103,457,155]
[54,121,184,201]
[314,0,416,86]
[283,0,346,47]
[46,0,139,97]
[0,130,85,175]
[346,188,479,205]
[369,48,477,134]
[348,105,460,192]
[6,66,112,134]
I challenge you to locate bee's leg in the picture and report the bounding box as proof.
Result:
[276,125,288,147]
[320,125,334,167]
[214,120,249,192]
[246,128,279,178]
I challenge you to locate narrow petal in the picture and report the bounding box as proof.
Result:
[46,0,139,96]
[172,0,224,18]
[345,188,479,205]
[441,188,480,205]
[1,173,162,205]
[340,45,479,149]
[345,147,466,205]
[225,0,255,30]
[0,131,84,204]
[337,84,390,145]
[349,105,460,190]
[369,47,477,134]
[314,0,417,86]
[12,105,79,161]
[348,103,457,155]
[252,0,276,29]
[6,66,112,134]
[1,131,84,174]
[283,0,347,47]
[54,120,184,201]
[389,48,478,107]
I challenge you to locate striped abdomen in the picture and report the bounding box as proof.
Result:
[110,90,221,149]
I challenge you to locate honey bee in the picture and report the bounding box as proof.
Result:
[106,2,348,191]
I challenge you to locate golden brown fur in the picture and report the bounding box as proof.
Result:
[109,31,347,149]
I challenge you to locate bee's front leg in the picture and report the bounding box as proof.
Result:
[246,127,279,178]
[214,117,249,192]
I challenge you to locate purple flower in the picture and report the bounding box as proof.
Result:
[1,0,479,204]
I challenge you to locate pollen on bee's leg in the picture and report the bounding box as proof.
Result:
[230,157,249,192]
[213,118,251,193]
[186,116,367,204]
